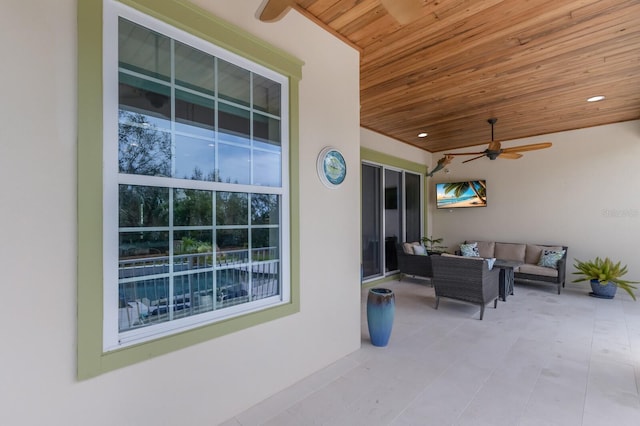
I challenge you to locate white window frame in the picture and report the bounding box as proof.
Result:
[102,1,290,351]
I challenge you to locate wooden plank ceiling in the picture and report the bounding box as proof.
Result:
[287,0,640,153]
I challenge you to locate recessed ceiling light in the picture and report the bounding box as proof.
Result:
[418,132,428,138]
[587,95,605,102]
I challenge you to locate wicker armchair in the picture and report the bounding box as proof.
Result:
[430,255,500,320]
[396,244,433,281]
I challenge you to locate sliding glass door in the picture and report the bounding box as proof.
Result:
[384,169,402,273]
[361,163,423,281]
[362,164,382,278]
[405,172,421,243]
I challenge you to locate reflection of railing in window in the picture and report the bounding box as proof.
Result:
[118,247,280,331]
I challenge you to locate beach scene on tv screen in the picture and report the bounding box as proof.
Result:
[436,180,487,208]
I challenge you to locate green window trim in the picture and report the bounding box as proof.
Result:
[360,146,429,198]
[78,0,303,380]
[360,147,427,175]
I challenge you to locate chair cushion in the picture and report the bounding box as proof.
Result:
[402,242,417,254]
[495,243,526,262]
[518,264,558,277]
[525,244,563,265]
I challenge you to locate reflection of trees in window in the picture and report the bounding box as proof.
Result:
[184,166,219,182]
[251,194,279,225]
[216,192,248,225]
[119,231,169,258]
[251,228,279,254]
[118,111,171,176]
[119,185,169,227]
[173,189,212,226]
[216,229,248,252]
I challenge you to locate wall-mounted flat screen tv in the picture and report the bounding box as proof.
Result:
[436,180,487,209]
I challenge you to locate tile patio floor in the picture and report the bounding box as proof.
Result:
[224,279,640,425]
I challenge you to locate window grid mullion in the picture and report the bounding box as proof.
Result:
[167,38,177,322]
[214,57,219,183]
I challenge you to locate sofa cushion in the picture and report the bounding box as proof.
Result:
[441,253,483,260]
[460,242,480,257]
[494,243,526,262]
[467,241,495,258]
[518,263,558,277]
[525,244,563,265]
[538,249,566,268]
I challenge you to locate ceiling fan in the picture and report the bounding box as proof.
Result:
[446,118,552,164]
[258,0,423,25]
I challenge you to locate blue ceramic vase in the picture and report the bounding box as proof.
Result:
[367,288,395,347]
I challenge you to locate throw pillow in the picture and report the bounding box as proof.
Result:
[460,242,480,257]
[402,242,415,254]
[538,249,566,269]
[413,245,427,255]
[485,257,496,270]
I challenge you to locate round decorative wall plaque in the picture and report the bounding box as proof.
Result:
[317,147,347,188]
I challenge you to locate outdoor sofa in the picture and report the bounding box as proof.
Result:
[462,241,568,294]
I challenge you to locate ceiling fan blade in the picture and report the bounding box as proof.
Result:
[259,0,295,22]
[501,142,552,153]
[381,0,423,25]
[444,152,485,156]
[488,141,501,151]
[462,154,487,164]
[498,152,523,159]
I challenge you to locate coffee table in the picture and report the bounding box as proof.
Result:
[493,259,523,301]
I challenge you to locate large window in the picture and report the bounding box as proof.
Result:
[103,3,290,350]
[79,0,302,379]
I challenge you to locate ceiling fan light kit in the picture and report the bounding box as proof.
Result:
[380,0,424,25]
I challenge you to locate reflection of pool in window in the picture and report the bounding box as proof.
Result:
[117,255,281,332]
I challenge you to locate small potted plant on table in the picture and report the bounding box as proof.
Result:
[421,235,447,255]
[572,257,638,300]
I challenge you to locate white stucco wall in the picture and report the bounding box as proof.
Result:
[0,1,360,424]
[360,127,432,165]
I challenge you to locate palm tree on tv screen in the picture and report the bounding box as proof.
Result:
[442,181,486,205]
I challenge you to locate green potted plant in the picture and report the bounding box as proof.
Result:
[420,236,447,255]
[572,257,638,300]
